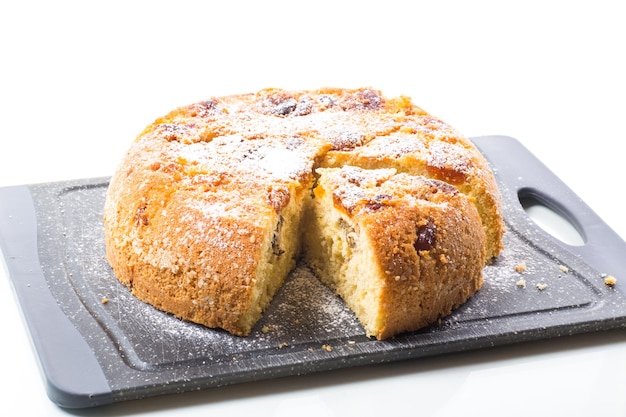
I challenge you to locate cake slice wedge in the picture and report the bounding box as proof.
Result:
[303,166,486,339]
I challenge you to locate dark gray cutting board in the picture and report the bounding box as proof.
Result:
[1,135,625,408]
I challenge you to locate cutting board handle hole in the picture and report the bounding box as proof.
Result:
[518,190,586,246]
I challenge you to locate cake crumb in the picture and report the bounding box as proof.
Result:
[516,279,526,288]
[514,262,527,273]
[537,283,548,291]
[261,324,276,333]
[322,344,333,352]
[101,298,109,304]
[559,265,569,273]
[604,275,617,287]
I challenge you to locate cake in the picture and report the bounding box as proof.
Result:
[103,87,504,339]
[303,166,486,339]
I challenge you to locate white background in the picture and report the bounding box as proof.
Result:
[1,1,625,416]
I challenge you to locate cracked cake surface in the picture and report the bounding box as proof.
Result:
[103,87,504,338]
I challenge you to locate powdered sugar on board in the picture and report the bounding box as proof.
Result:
[51,180,364,369]
[39,178,604,373]
[254,266,364,343]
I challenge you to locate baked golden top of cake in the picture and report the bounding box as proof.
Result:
[103,87,504,338]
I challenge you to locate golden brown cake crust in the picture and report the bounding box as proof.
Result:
[306,166,485,339]
[103,87,505,337]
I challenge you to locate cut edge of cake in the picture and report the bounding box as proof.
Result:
[302,166,486,339]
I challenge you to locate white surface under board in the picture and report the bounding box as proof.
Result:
[1,1,625,416]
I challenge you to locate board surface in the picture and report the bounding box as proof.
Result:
[1,135,625,408]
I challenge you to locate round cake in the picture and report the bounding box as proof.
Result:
[103,87,504,339]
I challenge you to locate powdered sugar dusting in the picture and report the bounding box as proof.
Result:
[44,170,604,377]
[103,87,504,339]
[319,165,460,217]
[427,141,472,176]
[357,132,427,158]
[253,266,364,342]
